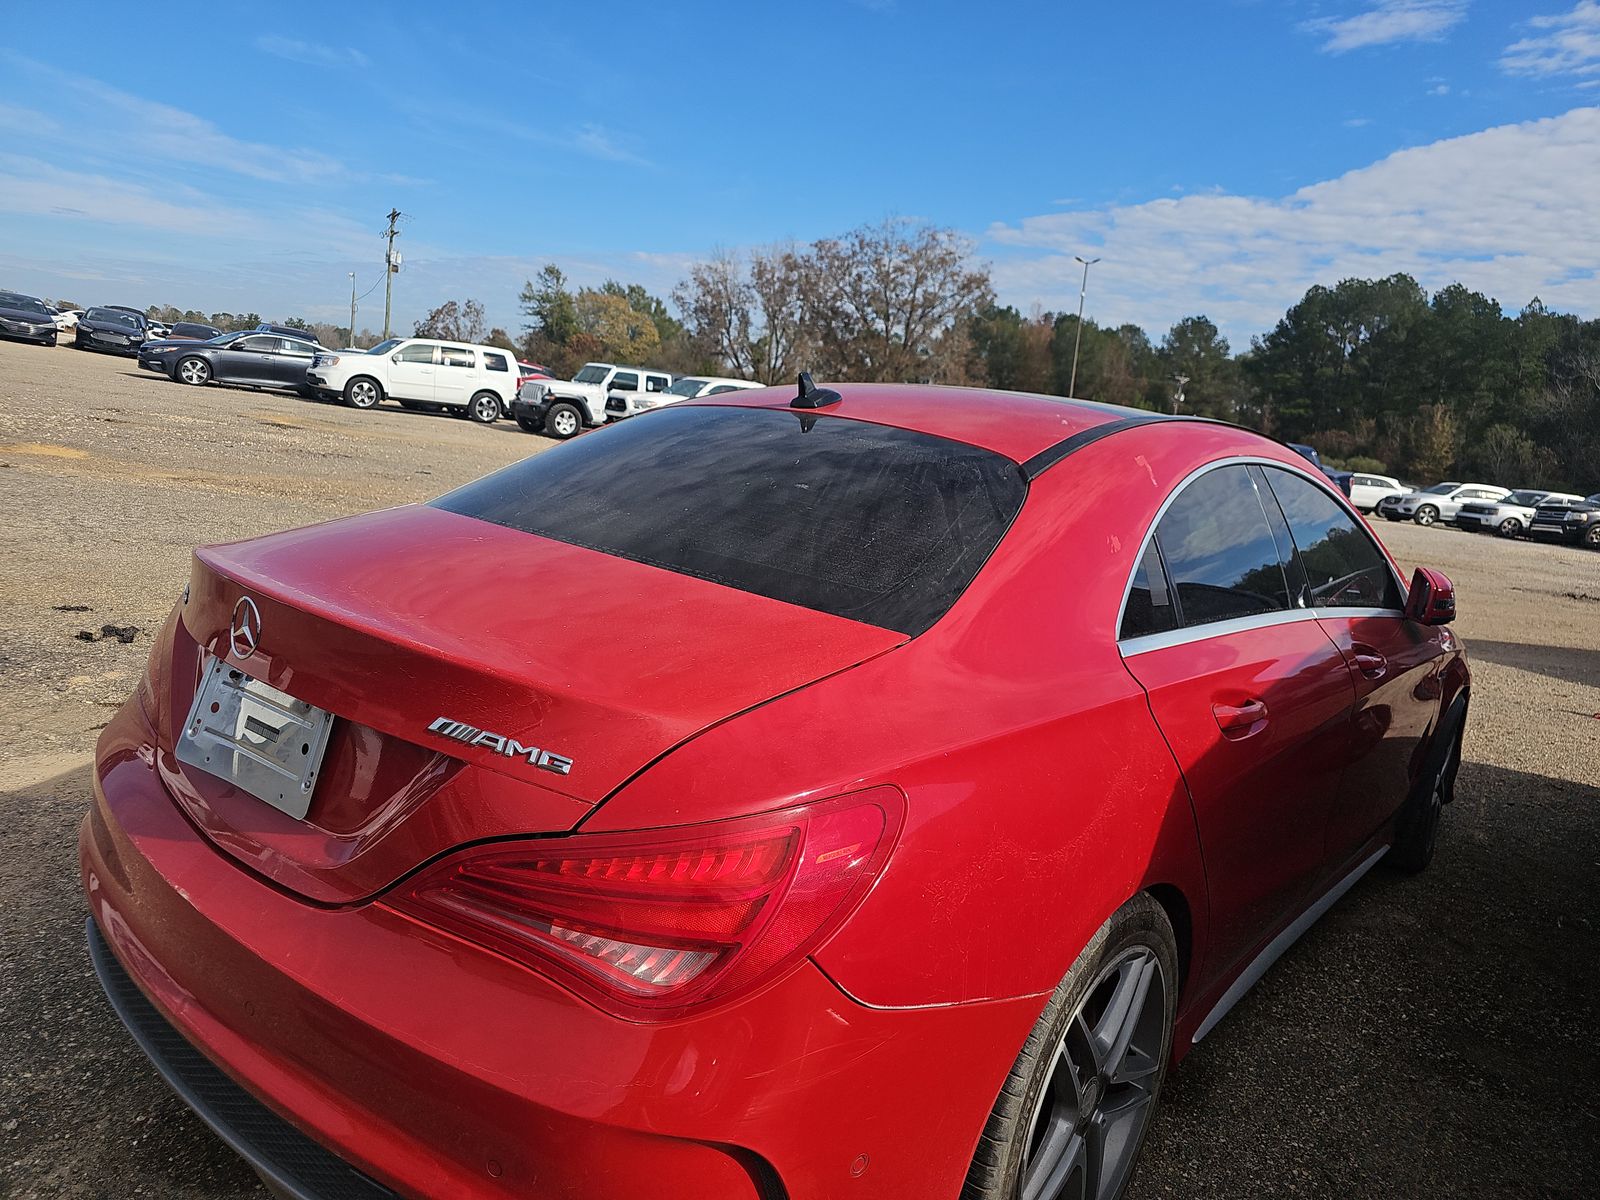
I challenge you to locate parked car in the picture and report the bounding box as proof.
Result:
[51,306,83,332]
[81,382,1468,1200]
[1453,489,1582,537]
[139,330,319,390]
[256,322,325,344]
[1345,472,1406,512]
[73,307,148,355]
[0,292,60,346]
[166,322,224,341]
[513,361,674,438]
[306,337,517,423]
[1375,481,1511,526]
[147,321,172,339]
[1528,494,1600,548]
[103,306,152,338]
[606,375,763,419]
[1285,442,1353,498]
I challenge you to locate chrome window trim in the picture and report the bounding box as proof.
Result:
[1114,455,1409,648]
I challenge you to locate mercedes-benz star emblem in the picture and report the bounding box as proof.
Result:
[230,596,262,660]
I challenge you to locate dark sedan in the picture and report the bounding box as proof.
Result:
[74,307,148,355]
[168,322,224,341]
[138,330,320,390]
[0,292,59,346]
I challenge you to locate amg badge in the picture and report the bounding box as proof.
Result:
[426,717,574,776]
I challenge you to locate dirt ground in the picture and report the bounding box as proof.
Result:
[2,338,1597,1198]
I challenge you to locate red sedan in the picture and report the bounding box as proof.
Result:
[81,379,1468,1200]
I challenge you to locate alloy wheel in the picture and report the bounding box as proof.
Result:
[471,394,499,423]
[1020,948,1166,1200]
[551,409,579,437]
[1498,518,1520,537]
[178,358,209,385]
[349,380,379,408]
[1415,506,1438,526]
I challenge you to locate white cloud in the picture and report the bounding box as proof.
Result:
[984,107,1600,340]
[1344,116,1374,126]
[255,36,369,69]
[1500,2,1600,79]
[1306,1,1469,53]
[1428,81,1452,94]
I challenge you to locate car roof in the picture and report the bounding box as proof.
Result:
[693,383,1216,467]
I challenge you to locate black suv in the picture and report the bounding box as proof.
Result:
[1528,494,1600,548]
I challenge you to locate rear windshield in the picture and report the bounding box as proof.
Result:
[432,406,1027,636]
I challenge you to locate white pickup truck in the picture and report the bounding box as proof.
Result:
[510,362,673,439]
[604,375,763,419]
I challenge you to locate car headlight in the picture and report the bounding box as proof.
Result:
[637,396,660,409]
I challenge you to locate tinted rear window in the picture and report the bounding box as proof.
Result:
[433,406,1026,635]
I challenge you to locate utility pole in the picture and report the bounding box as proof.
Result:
[348,272,357,348]
[381,208,402,340]
[1067,255,1101,398]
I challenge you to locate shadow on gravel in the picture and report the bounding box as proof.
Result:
[4,757,1596,1199]
[1460,638,1600,691]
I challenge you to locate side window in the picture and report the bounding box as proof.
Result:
[1154,465,1292,628]
[280,339,314,357]
[706,385,740,395]
[610,371,639,391]
[397,343,437,364]
[1264,468,1404,610]
[239,335,278,352]
[440,346,474,368]
[645,374,670,392]
[483,352,509,372]
[1120,539,1178,639]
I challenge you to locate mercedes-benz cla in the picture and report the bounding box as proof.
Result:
[82,381,1469,1200]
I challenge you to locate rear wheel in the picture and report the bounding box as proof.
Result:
[343,376,381,409]
[544,402,583,440]
[467,391,501,424]
[176,357,211,386]
[963,894,1176,1200]
[1391,723,1460,873]
[1583,524,1600,549]
[1497,517,1522,537]
[1413,505,1440,526]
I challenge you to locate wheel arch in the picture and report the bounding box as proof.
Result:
[1142,882,1194,1000]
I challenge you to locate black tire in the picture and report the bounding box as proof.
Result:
[1413,505,1440,526]
[963,894,1176,1200]
[1390,715,1463,873]
[466,392,501,424]
[1583,524,1600,549]
[544,401,584,440]
[515,414,542,434]
[176,356,211,386]
[343,376,382,409]
[1497,517,1522,537]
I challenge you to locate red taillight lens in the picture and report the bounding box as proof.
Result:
[383,788,903,1019]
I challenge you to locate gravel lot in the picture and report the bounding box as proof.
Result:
[2,339,1597,1198]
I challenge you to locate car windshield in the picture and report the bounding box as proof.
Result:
[433,406,1028,637]
[1506,491,1546,506]
[665,378,708,397]
[573,364,610,384]
[87,309,140,330]
[1422,483,1457,495]
[364,338,402,355]
[2,296,51,317]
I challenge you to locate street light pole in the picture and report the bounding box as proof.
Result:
[348,272,357,348]
[1067,255,1100,399]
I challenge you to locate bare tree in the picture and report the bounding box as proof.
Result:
[802,219,993,382]
[674,251,755,378]
[414,298,487,343]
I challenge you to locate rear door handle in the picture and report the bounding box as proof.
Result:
[1351,646,1388,678]
[1213,699,1268,739]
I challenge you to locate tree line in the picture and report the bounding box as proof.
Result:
[511,220,1597,493]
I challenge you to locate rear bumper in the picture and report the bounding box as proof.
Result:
[81,700,1034,1199]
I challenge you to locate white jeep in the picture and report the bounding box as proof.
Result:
[605,375,763,419]
[511,362,673,439]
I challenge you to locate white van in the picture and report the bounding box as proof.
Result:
[307,338,520,423]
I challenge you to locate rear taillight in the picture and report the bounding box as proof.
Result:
[383,788,902,1019]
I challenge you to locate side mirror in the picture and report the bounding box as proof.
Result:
[391,353,402,363]
[1405,567,1456,625]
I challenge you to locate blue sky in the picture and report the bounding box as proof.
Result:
[2,1,1597,343]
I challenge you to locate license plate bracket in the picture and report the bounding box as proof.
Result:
[176,657,335,819]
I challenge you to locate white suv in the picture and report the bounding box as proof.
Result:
[511,362,673,439]
[605,375,763,419]
[1374,481,1511,526]
[307,338,519,423]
